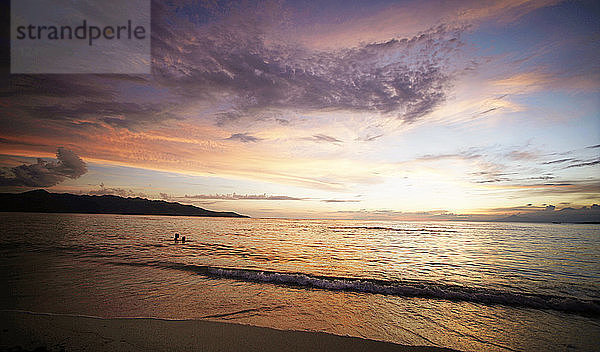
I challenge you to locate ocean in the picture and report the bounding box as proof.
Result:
[1,212,599,351]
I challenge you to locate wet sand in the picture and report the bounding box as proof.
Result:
[1,310,460,352]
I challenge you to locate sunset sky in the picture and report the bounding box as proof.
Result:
[1,0,599,219]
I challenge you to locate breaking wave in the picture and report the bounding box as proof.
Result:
[107,260,600,317]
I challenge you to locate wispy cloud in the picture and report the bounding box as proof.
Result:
[226,133,262,143]
[358,134,384,142]
[486,181,600,198]
[414,152,482,162]
[506,150,538,160]
[474,107,499,117]
[304,134,343,144]
[292,0,561,49]
[543,158,574,165]
[182,193,306,201]
[321,199,361,203]
[565,159,600,169]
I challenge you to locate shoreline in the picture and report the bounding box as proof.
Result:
[1,310,460,352]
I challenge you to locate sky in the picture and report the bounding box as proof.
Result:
[0,0,599,219]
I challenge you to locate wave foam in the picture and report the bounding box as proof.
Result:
[109,260,600,317]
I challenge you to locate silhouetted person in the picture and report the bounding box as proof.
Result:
[174,233,179,242]
[181,236,186,243]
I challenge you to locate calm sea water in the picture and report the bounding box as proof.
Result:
[1,213,599,351]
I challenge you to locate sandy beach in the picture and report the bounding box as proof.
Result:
[0,310,459,352]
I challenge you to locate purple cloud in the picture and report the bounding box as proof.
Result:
[0,148,87,187]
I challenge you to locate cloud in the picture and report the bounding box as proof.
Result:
[414,151,482,162]
[506,150,537,160]
[225,133,262,143]
[0,0,595,204]
[483,204,547,213]
[495,204,600,223]
[328,208,483,221]
[0,137,50,149]
[0,1,471,193]
[0,75,115,99]
[182,193,306,201]
[290,0,561,50]
[475,107,499,116]
[474,177,511,184]
[358,134,384,142]
[304,134,343,143]
[543,158,574,165]
[0,1,472,139]
[328,203,600,223]
[321,199,361,203]
[526,175,555,180]
[565,158,600,169]
[489,181,600,200]
[0,0,595,223]
[0,148,87,188]
[159,192,174,201]
[152,6,465,123]
[88,183,147,198]
[19,96,181,131]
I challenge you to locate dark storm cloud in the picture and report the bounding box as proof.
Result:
[0,148,87,187]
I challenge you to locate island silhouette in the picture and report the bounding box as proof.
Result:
[0,189,248,218]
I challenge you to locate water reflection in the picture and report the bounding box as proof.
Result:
[1,213,599,351]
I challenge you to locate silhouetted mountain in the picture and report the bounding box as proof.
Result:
[494,204,600,223]
[0,190,248,218]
